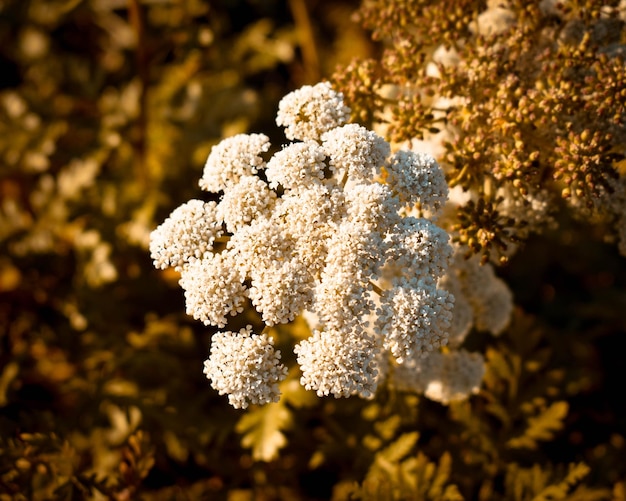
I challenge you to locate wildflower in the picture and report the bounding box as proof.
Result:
[179,252,247,328]
[392,349,485,404]
[343,182,399,230]
[312,221,379,334]
[150,82,472,408]
[265,141,326,190]
[294,328,380,398]
[383,216,453,281]
[322,123,390,182]
[217,175,276,232]
[149,200,222,271]
[456,252,513,336]
[203,326,288,409]
[375,277,453,364]
[276,82,351,141]
[247,257,314,326]
[199,133,270,192]
[386,150,449,216]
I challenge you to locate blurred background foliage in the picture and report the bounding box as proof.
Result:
[0,0,625,500]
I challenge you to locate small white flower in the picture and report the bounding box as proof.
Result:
[391,349,485,404]
[276,82,351,141]
[274,185,337,277]
[386,150,448,215]
[265,141,326,190]
[228,216,296,278]
[247,257,314,326]
[456,252,513,335]
[149,200,222,271]
[217,175,275,232]
[384,216,453,281]
[203,326,288,409]
[179,252,247,328]
[313,221,381,333]
[343,182,400,230]
[294,328,380,398]
[472,277,514,335]
[199,133,270,192]
[322,123,390,181]
[376,278,453,363]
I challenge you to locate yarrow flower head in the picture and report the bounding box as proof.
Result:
[383,216,453,281]
[453,250,513,336]
[375,277,453,364]
[391,349,486,404]
[294,328,380,399]
[179,252,246,328]
[150,200,222,271]
[322,123,390,182]
[386,150,449,217]
[199,133,270,192]
[217,176,276,232]
[150,82,489,408]
[203,326,288,409]
[265,141,326,190]
[276,82,351,141]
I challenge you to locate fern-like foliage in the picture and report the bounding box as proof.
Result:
[506,401,569,450]
[354,437,464,501]
[236,401,292,462]
[504,462,610,501]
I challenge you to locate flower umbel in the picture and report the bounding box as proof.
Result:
[150,82,485,408]
[203,326,288,409]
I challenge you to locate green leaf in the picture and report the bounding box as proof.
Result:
[504,462,606,501]
[507,401,569,450]
[377,431,419,464]
[363,448,465,501]
[374,415,402,441]
[428,452,455,499]
[533,463,590,501]
[236,401,292,462]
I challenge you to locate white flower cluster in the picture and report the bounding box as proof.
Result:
[276,82,351,141]
[149,200,222,271]
[202,326,287,409]
[431,248,514,349]
[391,349,486,405]
[150,82,491,408]
[451,250,514,338]
[385,246,513,404]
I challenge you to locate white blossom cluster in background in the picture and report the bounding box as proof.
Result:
[386,246,513,402]
[150,82,506,409]
[391,349,486,405]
